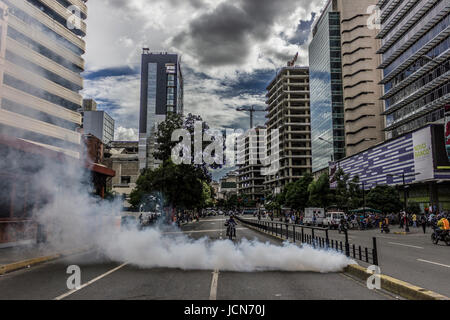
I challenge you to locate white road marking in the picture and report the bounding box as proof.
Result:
[417,259,450,269]
[54,263,128,300]
[388,242,424,249]
[164,228,247,234]
[209,268,219,300]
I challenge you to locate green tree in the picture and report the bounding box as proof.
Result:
[333,168,350,210]
[407,201,421,214]
[347,175,363,210]
[366,185,403,213]
[129,160,207,210]
[308,172,333,208]
[285,173,314,211]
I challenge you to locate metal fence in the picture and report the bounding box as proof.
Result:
[236,217,379,266]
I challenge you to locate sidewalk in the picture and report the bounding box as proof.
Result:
[0,244,61,266]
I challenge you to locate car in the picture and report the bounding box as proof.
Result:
[323,212,346,229]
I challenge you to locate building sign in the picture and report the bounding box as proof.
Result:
[445,105,450,162]
[412,126,434,181]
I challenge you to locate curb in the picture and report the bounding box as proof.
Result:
[239,220,450,301]
[0,247,92,276]
[344,264,449,300]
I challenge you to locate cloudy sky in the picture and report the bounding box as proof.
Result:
[82,0,326,178]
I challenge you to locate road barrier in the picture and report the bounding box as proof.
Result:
[236,217,379,266]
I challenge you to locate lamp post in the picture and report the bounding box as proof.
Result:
[387,172,421,233]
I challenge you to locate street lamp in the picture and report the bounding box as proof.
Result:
[387,172,421,233]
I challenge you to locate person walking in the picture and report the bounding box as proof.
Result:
[420,215,427,234]
[412,213,417,228]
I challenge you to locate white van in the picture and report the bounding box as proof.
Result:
[323,212,346,229]
[304,208,325,226]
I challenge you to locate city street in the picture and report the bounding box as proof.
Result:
[246,216,450,296]
[0,217,393,300]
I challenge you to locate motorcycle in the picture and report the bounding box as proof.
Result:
[431,227,450,245]
[381,224,390,234]
[338,222,348,234]
[225,222,237,240]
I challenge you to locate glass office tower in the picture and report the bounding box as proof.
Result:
[138,51,183,170]
[309,0,345,172]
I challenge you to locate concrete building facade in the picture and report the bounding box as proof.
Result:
[237,126,266,202]
[83,110,115,145]
[0,0,87,159]
[338,0,385,156]
[264,66,312,194]
[377,0,450,139]
[104,141,140,207]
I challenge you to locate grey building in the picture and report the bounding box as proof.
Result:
[0,0,88,159]
[377,0,450,139]
[264,66,312,194]
[138,50,184,170]
[237,126,266,202]
[83,110,115,145]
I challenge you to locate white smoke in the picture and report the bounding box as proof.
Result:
[29,156,355,273]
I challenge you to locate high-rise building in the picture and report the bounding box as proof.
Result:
[0,0,87,159]
[264,66,312,194]
[237,126,266,202]
[309,0,385,172]
[309,0,345,172]
[138,50,184,171]
[377,0,449,139]
[83,110,115,145]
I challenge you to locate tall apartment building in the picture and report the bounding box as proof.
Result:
[237,126,266,202]
[0,0,87,159]
[338,0,384,155]
[309,0,385,172]
[264,66,312,194]
[138,51,184,171]
[377,0,450,139]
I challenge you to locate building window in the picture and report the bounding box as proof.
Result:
[121,176,131,185]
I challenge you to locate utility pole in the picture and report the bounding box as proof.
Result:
[236,106,265,129]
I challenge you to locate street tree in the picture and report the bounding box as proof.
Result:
[285,173,313,211]
[308,172,333,208]
[366,185,403,213]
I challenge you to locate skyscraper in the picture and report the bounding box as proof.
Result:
[0,0,87,158]
[309,0,385,172]
[377,0,449,139]
[309,0,345,172]
[138,50,184,170]
[264,66,312,194]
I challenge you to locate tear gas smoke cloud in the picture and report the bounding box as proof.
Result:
[29,156,354,273]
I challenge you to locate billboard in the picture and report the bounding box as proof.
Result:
[412,126,434,181]
[446,105,450,162]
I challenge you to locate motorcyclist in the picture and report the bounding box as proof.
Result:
[436,215,450,238]
[338,216,347,233]
[225,215,237,237]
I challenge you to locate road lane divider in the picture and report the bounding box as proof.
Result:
[417,259,450,269]
[344,264,449,300]
[388,242,424,249]
[209,268,219,300]
[54,263,128,300]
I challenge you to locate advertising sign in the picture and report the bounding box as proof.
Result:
[412,126,434,181]
[445,105,450,162]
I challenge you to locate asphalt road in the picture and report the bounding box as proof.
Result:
[246,216,450,296]
[0,216,393,300]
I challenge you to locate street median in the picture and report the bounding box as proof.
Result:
[0,247,92,275]
[344,264,449,300]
